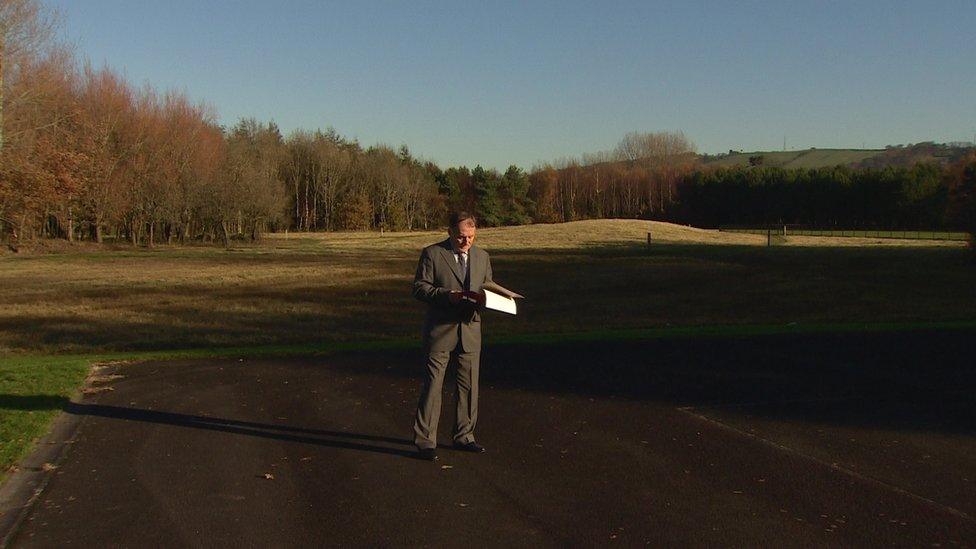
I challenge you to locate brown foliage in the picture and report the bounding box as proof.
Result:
[528,131,699,223]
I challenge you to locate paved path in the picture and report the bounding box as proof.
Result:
[4,331,976,547]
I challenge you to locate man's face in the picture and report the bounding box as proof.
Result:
[450,222,476,253]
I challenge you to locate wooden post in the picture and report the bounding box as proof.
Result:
[647,231,652,246]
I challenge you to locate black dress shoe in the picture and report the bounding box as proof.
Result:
[454,441,486,453]
[417,448,438,461]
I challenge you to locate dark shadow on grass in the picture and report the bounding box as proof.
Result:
[494,242,974,268]
[0,394,69,411]
[2,243,974,353]
[64,402,423,459]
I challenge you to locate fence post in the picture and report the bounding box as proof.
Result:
[647,231,651,246]
[767,229,771,247]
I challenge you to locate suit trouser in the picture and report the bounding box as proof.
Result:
[413,348,480,449]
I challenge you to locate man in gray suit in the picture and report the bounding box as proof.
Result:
[412,211,492,461]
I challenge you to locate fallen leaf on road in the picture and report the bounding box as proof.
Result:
[299,457,312,462]
[88,374,125,384]
[41,463,58,472]
[263,473,275,480]
[92,360,130,368]
[440,465,453,470]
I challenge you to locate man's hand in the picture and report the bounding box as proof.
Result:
[450,291,481,305]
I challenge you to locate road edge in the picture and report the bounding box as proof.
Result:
[0,401,87,547]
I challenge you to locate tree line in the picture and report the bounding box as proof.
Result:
[0,0,539,245]
[527,150,975,232]
[677,164,949,230]
[0,45,451,244]
[1,0,973,246]
[526,131,698,223]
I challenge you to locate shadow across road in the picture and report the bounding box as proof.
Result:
[326,329,976,436]
[489,330,976,435]
[64,402,421,459]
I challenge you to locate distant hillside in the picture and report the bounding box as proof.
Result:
[854,142,975,168]
[702,142,975,170]
[703,149,884,169]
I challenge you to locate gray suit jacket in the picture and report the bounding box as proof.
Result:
[412,239,493,353]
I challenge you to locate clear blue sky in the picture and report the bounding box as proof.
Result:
[46,0,976,171]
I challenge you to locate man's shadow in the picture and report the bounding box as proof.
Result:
[65,402,422,459]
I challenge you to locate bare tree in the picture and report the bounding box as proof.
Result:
[614,131,698,215]
[0,48,76,240]
[74,65,138,242]
[0,0,56,150]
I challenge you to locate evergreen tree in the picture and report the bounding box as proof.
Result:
[472,165,502,227]
[500,165,533,225]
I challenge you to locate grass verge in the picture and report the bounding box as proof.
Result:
[0,356,90,481]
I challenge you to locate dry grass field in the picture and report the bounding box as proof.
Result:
[0,219,972,355]
[289,219,967,249]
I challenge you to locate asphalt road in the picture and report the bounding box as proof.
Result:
[4,330,976,547]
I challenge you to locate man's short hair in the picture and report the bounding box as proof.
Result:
[449,211,477,230]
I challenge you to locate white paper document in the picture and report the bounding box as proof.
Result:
[481,281,524,315]
[484,289,518,314]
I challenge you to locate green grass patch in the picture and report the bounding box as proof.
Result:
[0,355,90,480]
